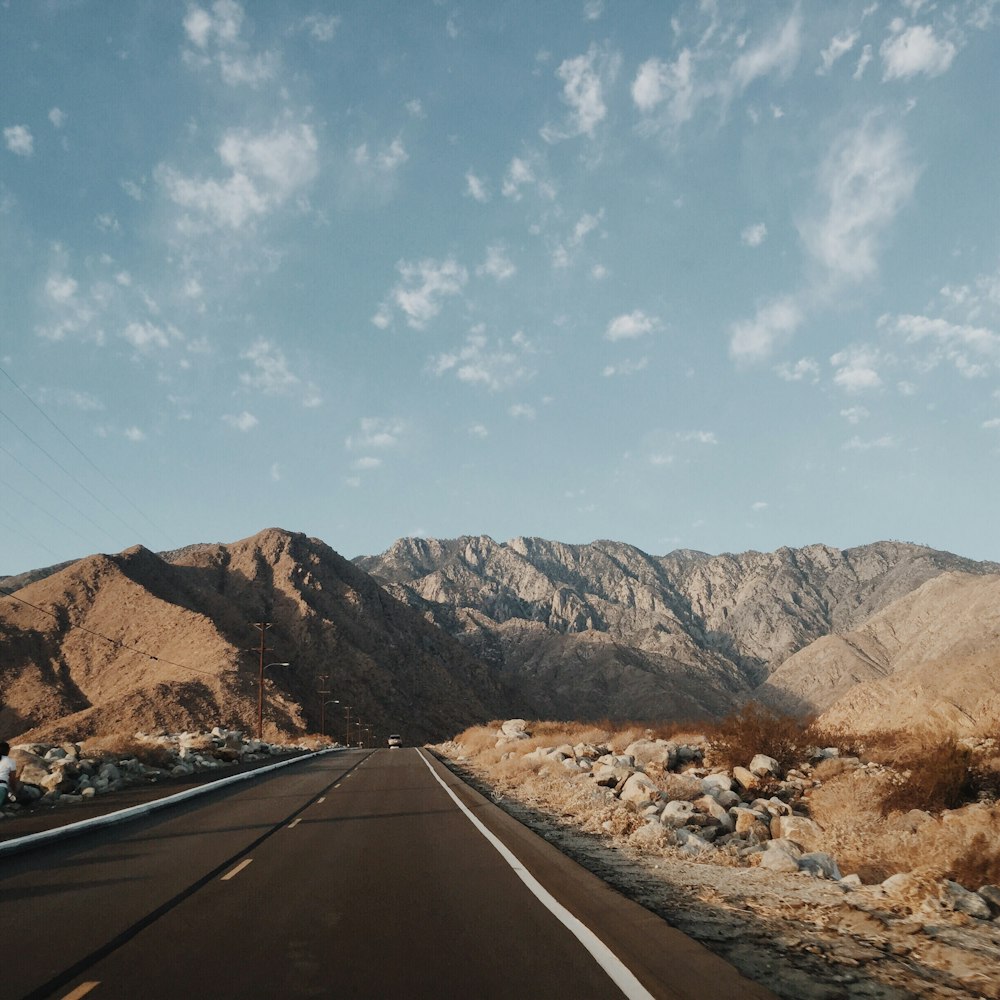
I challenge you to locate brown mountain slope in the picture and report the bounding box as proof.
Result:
[0,529,508,743]
[760,572,1000,734]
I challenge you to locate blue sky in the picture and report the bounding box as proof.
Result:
[1,0,999,576]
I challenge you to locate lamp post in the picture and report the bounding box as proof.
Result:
[258,661,290,740]
[321,698,339,740]
[344,705,352,747]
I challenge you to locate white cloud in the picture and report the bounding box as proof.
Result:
[223,410,258,431]
[239,338,299,393]
[270,463,281,481]
[883,312,1000,377]
[982,417,1000,430]
[124,426,146,442]
[602,357,648,377]
[48,107,67,129]
[465,171,490,202]
[182,1,278,87]
[840,406,870,424]
[881,24,957,80]
[731,11,802,90]
[46,274,78,304]
[631,50,697,128]
[729,296,803,361]
[541,44,618,142]
[649,453,674,466]
[741,222,767,247]
[605,310,658,342]
[300,13,340,42]
[121,179,144,201]
[353,136,409,174]
[477,244,516,282]
[430,328,534,391]
[346,417,406,450]
[468,423,489,438]
[158,123,318,230]
[803,120,918,283]
[4,125,33,157]
[352,456,382,470]
[774,357,820,382]
[751,500,768,511]
[843,434,896,450]
[831,346,883,392]
[388,257,468,329]
[817,30,859,75]
[678,430,718,445]
[553,210,602,268]
[583,0,605,20]
[500,155,554,201]
[509,403,536,420]
[122,321,175,351]
[854,44,874,79]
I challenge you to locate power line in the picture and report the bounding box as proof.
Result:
[0,364,175,545]
[1,473,103,546]
[0,442,120,545]
[0,585,220,679]
[0,404,150,547]
[0,510,64,564]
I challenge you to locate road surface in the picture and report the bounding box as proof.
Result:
[0,748,777,1000]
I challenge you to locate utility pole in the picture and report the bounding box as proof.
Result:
[251,623,272,741]
[344,705,352,747]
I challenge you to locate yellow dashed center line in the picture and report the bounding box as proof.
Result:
[220,858,253,881]
[61,983,100,1000]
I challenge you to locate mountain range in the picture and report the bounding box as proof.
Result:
[2,529,998,742]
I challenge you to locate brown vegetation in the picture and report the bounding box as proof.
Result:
[705,702,811,773]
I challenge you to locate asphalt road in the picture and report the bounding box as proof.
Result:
[0,748,777,1000]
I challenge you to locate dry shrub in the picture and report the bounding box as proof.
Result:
[84,734,176,771]
[880,739,977,814]
[452,722,504,757]
[948,831,1000,888]
[707,702,809,773]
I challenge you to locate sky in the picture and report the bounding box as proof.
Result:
[1,0,999,577]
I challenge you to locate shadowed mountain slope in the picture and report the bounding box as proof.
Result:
[0,529,508,743]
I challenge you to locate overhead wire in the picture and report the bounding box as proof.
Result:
[0,584,220,679]
[0,364,175,545]
[0,441,120,545]
[0,403,151,547]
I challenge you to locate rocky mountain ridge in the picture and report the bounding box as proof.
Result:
[357,535,999,725]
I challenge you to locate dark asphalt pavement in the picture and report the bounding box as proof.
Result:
[0,748,777,1000]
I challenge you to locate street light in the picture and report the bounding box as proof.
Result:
[321,698,339,740]
[258,661,290,740]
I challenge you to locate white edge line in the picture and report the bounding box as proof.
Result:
[288,817,302,828]
[0,747,344,858]
[220,858,253,881]
[418,749,654,1000]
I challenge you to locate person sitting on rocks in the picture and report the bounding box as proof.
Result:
[0,742,20,808]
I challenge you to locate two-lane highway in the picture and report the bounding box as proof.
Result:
[0,748,776,1000]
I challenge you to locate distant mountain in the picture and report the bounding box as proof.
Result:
[761,572,1000,734]
[357,536,1000,724]
[0,529,508,744]
[5,530,997,742]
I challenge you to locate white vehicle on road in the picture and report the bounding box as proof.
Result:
[387,734,403,748]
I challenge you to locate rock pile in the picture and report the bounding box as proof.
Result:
[479,722,1000,923]
[1,728,323,817]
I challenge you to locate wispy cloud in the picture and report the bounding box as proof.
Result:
[380,257,468,330]
[729,296,803,362]
[4,125,33,157]
[740,222,767,247]
[477,244,516,282]
[346,417,406,450]
[223,410,258,431]
[430,327,535,391]
[831,345,884,393]
[880,23,957,81]
[605,310,659,342]
[540,44,619,142]
[239,338,299,394]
